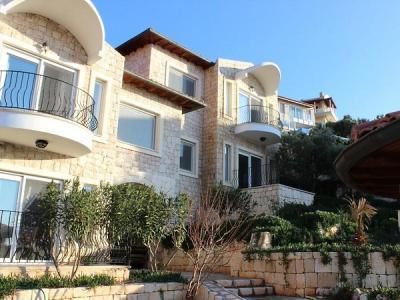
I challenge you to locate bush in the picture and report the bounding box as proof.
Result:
[0,274,115,298]
[327,283,355,300]
[368,286,400,300]
[129,270,187,283]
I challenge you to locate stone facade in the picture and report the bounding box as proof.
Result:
[232,252,400,297]
[5,282,186,300]
[244,184,315,215]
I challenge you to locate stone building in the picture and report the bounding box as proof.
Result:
[0,0,313,264]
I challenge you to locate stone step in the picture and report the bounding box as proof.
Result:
[215,278,266,288]
[225,286,274,297]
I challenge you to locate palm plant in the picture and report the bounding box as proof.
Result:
[348,197,377,245]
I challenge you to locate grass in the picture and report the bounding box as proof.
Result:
[129,269,187,283]
[0,274,115,298]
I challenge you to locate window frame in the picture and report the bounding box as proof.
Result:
[0,46,78,111]
[224,80,234,118]
[167,66,197,98]
[0,171,61,263]
[179,137,199,178]
[117,103,159,153]
[89,72,111,140]
[223,142,233,186]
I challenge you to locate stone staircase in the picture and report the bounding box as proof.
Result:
[215,278,274,298]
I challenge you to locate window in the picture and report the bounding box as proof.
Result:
[180,139,196,174]
[290,106,304,120]
[305,110,312,122]
[0,48,76,117]
[224,144,232,183]
[0,173,60,261]
[238,91,263,124]
[117,105,156,150]
[168,68,196,97]
[92,79,105,134]
[279,103,286,115]
[224,81,233,117]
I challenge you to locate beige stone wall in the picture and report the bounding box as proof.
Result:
[243,184,315,215]
[124,44,152,77]
[232,252,400,297]
[6,282,186,300]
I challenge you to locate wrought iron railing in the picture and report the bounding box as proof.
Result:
[237,105,282,129]
[0,70,98,131]
[0,209,109,263]
[232,161,279,189]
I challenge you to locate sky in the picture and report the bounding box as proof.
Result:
[93,0,400,120]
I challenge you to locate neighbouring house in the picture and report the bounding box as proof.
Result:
[0,0,313,269]
[277,92,339,132]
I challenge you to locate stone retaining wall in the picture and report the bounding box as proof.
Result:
[231,252,400,297]
[5,282,186,300]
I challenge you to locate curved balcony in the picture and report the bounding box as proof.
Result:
[235,105,282,145]
[0,70,97,157]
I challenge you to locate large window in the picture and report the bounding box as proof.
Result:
[180,139,196,174]
[168,68,196,97]
[238,91,262,124]
[290,106,304,120]
[117,105,156,150]
[224,81,233,117]
[224,144,232,183]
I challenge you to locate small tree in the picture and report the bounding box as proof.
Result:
[108,183,190,271]
[34,179,110,279]
[177,188,251,299]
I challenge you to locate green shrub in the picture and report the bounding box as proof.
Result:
[327,283,355,300]
[0,274,115,298]
[368,286,400,300]
[129,270,187,283]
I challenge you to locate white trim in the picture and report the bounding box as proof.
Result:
[222,141,233,186]
[179,136,199,178]
[88,71,112,139]
[223,79,234,119]
[118,98,163,155]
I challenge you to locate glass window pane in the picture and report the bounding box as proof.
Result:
[224,144,232,182]
[118,105,156,149]
[1,54,38,109]
[238,93,250,123]
[92,80,104,134]
[224,82,232,116]
[180,140,194,172]
[168,68,196,97]
[0,177,20,259]
[39,63,74,117]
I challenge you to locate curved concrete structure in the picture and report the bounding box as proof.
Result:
[0,0,105,64]
[234,122,281,145]
[235,62,281,96]
[0,109,93,157]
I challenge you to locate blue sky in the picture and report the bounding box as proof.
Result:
[93,0,400,120]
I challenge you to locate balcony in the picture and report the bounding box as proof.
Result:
[0,70,97,157]
[232,161,279,189]
[315,107,337,122]
[235,105,282,145]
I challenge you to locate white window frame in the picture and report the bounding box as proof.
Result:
[179,136,199,178]
[166,65,198,98]
[0,171,61,263]
[223,142,233,186]
[116,101,161,157]
[0,46,79,110]
[224,80,234,118]
[89,72,111,141]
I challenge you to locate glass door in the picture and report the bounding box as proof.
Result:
[0,174,21,261]
[1,52,39,109]
[250,97,262,123]
[38,62,75,118]
[238,152,262,188]
[238,153,249,188]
